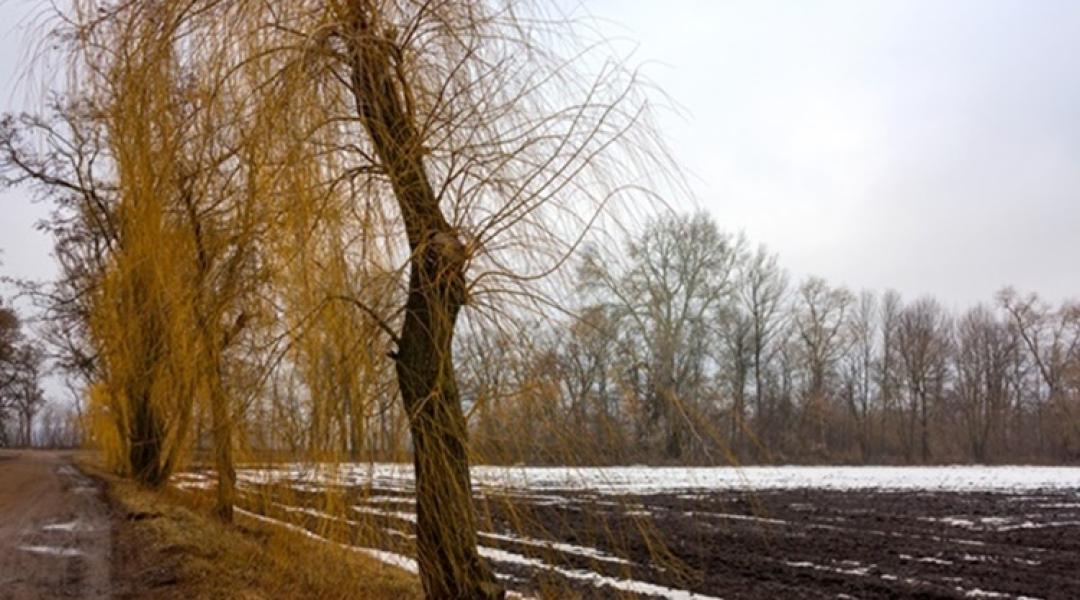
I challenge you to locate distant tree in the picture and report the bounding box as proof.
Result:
[736,245,789,449]
[558,306,625,460]
[877,290,903,455]
[954,305,1015,462]
[10,343,46,446]
[582,212,742,460]
[794,277,853,454]
[716,302,752,454]
[0,302,21,444]
[999,289,1080,458]
[841,290,877,461]
[896,297,952,463]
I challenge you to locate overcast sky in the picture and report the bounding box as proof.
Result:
[2,0,1078,311]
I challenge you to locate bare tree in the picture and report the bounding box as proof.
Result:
[794,277,853,454]
[0,302,21,445]
[556,306,623,458]
[1000,289,1080,457]
[11,344,46,446]
[896,297,951,463]
[581,212,742,460]
[737,245,788,449]
[954,305,1015,462]
[841,290,877,461]
[716,303,752,455]
[876,290,903,455]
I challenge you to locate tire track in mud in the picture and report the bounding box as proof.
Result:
[0,450,111,600]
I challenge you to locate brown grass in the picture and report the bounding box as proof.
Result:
[79,456,421,600]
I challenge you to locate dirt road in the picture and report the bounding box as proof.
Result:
[0,450,110,600]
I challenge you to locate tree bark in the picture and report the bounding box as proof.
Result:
[210,361,236,522]
[342,6,501,597]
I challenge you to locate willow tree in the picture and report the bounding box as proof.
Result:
[17,1,267,503]
[47,0,665,592]
[239,1,670,596]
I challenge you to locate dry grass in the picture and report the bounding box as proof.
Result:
[79,456,421,600]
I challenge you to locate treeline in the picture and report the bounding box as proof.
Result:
[0,299,49,446]
[461,213,1080,466]
[230,211,1080,467]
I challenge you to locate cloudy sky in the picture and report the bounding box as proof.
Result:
[1,0,1079,310]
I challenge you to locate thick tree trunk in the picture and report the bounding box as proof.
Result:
[129,391,168,486]
[210,371,236,522]
[342,5,501,597]
[396,264,499,599]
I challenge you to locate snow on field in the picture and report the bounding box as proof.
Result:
[230,463,1080,494]
[235,507,420,574]
[177,464,1080,599]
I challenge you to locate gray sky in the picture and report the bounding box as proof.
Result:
[582,0,1080,308]
[0,1,55,294]
[2,0,1079,311]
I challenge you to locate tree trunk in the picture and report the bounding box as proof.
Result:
[920,392,930,463]
[731,375,745,456]
[128,390,168,486]
[342,6,501,597]
[210,368,236,522]
[396,265,499,599]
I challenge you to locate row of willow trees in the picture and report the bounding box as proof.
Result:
[1,0,668,597]
[462,212,1080,466]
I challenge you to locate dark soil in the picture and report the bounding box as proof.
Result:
[229,475,1080,599]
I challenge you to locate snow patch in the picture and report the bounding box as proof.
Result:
[479,531,632,566]
[235,508,418,574]
[18,545,84,557]
[479,545,719,600]
[42,520,86,532]
[783,560,873,576]
[230,464,1080,495]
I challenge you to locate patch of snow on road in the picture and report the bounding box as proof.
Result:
[42,520,82,532]
[18,545,84,557]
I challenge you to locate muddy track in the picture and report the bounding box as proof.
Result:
[0,450,111,600]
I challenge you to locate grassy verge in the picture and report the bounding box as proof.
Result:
[78,457,422,600]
